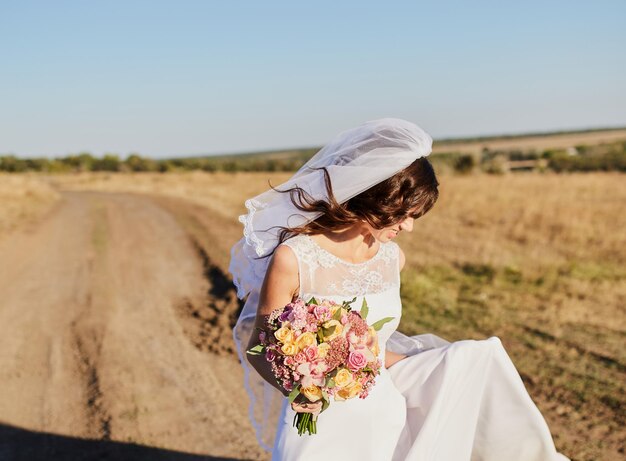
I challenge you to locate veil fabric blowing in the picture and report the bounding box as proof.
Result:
[228,118,451,451]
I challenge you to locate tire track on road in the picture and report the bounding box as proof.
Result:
[0,190,267,460]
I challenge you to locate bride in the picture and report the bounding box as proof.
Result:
[229,118,570,460]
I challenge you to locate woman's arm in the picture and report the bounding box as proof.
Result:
[385,245,410,369]
[385,246,408,369]
[385,349,407,369]
[245,244,323,415]
[245,244,299,397]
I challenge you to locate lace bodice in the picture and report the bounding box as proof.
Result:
[281,234,401,298]
[279,234,402,358]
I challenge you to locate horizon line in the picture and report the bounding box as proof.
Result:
[4,123,625,160]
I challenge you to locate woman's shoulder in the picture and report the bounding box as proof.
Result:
[273,240,300,268]
[266,245,300,292]
[275,234,314,268]
[396,244,406,271]
[376,238,400,257]
[280,233,307,247]
[277,234,308,258]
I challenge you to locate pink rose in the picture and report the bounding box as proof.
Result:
[295,351,307,363]
[347,350,367,372]
[304,345,318,361]
[284,356,295,367]
[313,305,331,321]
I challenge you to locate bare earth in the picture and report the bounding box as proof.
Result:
[0,190,267,461]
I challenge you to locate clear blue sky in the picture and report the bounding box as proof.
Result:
[2,1,625,159]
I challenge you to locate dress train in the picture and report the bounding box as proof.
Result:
[387,336,570,461]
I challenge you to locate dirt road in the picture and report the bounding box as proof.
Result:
[0,191,267,460]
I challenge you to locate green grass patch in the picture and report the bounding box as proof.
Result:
[399,260,625,422]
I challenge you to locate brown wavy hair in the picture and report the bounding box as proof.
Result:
[259,157,439,259]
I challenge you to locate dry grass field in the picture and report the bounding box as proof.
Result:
[0,169,624,460]
[0,173,62,236]
[432,128,626,154]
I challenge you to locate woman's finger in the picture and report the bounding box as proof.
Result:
[290,399,323,414]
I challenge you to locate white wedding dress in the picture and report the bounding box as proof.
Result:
[271,233,569,461]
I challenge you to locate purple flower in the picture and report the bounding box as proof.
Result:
[279,307,292,322]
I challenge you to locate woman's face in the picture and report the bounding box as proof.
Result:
[363,214,416,243]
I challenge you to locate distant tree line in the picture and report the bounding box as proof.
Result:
[1,142,625,174]
[430,140,626,175]
[0,149,317,174]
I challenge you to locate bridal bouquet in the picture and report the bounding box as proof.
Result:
[247,296,393,436]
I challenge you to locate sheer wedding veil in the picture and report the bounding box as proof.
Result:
[228,118,450,451]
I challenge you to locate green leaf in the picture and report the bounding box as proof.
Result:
[360,297,369,319]
[321,395,330,412]
[371,316,395,331]
[288,386,300,403]
[332,307,342,320]
[246,344,265,355]
[308,296,318,305]
[322,325,336,336]
[317,330,325,343]
[325,377,336,388]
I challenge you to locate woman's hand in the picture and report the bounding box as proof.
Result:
[385,349,408,369]
[291,399,323,415]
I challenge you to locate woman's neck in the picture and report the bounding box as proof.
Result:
[313,224,379,262]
